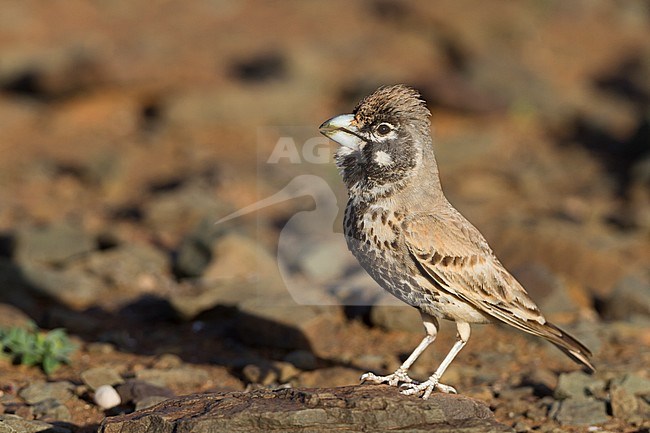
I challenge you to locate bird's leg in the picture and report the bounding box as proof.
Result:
[401,321,470,399]
[361,313,438,387]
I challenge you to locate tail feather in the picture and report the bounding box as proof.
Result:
[480,305,596,373]
[544,322,595,373]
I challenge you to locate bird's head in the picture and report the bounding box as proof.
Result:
[319,85,432,197]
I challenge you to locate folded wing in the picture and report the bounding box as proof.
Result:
[403,211,594,372]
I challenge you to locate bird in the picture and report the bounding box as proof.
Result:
[319,84,594,399]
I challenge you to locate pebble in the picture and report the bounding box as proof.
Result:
[0,414,71,433]
[610,385,640,423]
[14,222,96,265]
[19,381,74,405]
[552,398,609,426]
[553,371,604,400]
[94,385,122,410]
[32,398,71,421]
[19,263,104,309]
[135,366,210,390]
[115,380,175,405]
[610,373,650,396]
[81,367,124,391]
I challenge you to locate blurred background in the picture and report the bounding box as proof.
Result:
[0,1,648,431]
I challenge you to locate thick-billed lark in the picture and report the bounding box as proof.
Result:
[319,84,594,399]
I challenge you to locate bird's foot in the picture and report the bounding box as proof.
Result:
[360,368,414,387]
[400,374,456,400]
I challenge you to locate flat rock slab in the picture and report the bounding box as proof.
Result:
[100,385,513,433]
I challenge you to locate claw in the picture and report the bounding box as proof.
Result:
[360,368,414,387]
[360,372,382,384]
[400,375,457,399]
[435,383,457,394]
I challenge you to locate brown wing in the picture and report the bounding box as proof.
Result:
[403,211,594,372]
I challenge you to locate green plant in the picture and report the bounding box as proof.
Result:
[0,323,77,375]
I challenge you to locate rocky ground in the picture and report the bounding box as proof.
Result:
[0,1,649,432]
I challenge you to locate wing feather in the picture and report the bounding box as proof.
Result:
[403,211,594,372]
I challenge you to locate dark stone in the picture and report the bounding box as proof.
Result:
[100,385,513,433]
[31,398,71,422]
[115,380,175,405]
[552,397,608,426]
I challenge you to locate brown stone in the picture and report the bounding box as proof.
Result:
[100,385,512,433]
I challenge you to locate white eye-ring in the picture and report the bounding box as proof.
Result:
[376,122,394,136]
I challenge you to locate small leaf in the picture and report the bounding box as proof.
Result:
[21,352,39,366]
[42,356,61,375]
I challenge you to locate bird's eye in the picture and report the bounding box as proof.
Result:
[376,123,393,136]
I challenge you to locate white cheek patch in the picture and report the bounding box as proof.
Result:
[373,150,393,166]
